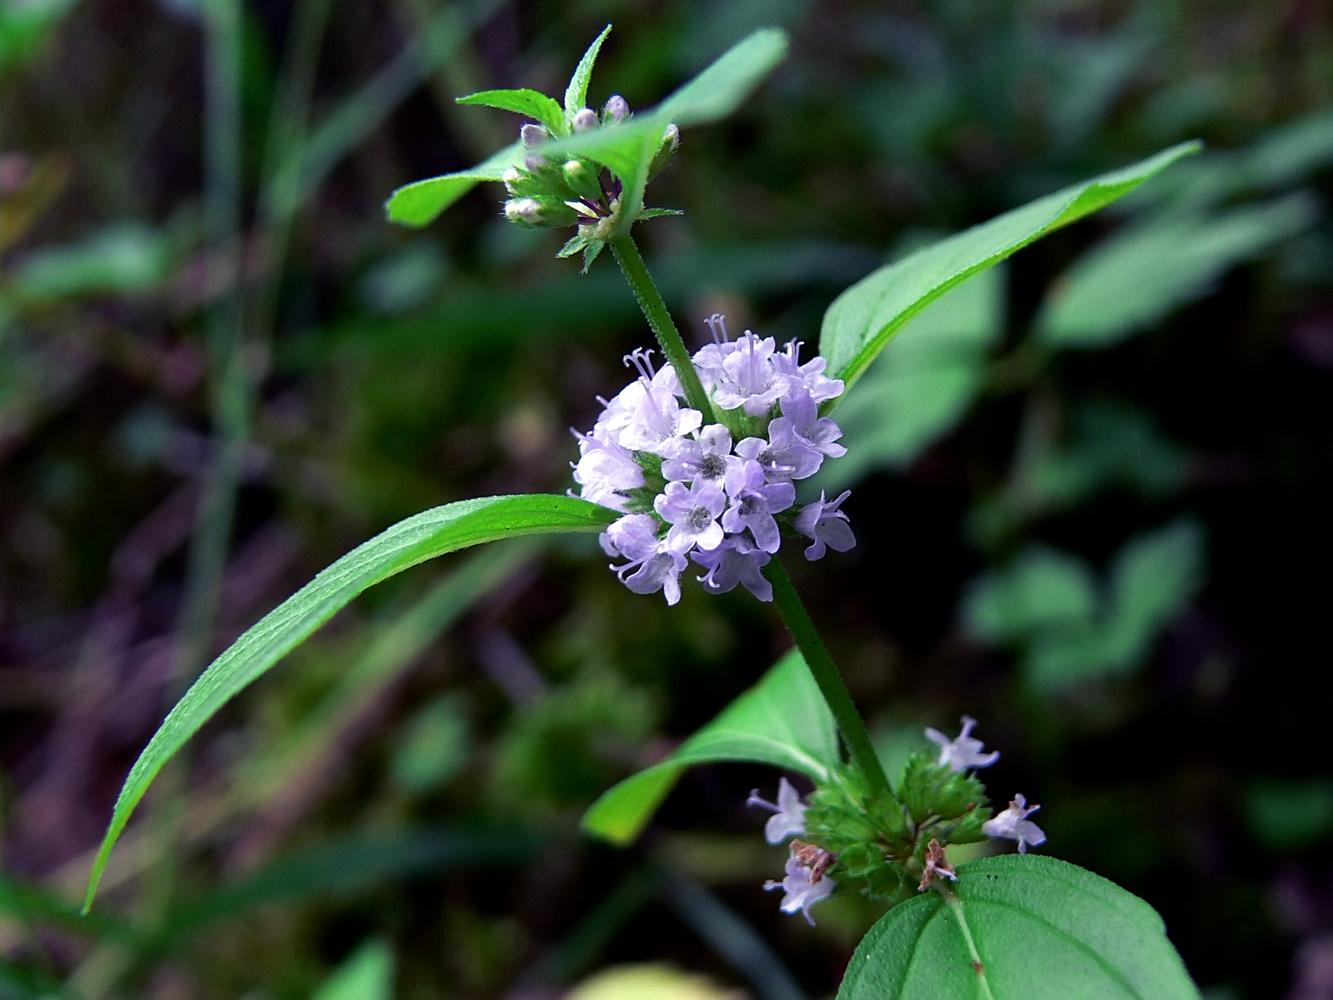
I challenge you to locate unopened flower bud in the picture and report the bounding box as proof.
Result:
[524,151,547,172]
[505,197,542,225]
[647,123,680,179]
[563,159,604,203]
[604,94,629,122]
[572,108,598,132]
[520,123,548,147]
[502,166,523,195]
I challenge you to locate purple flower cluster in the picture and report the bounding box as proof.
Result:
[572,315,855,604]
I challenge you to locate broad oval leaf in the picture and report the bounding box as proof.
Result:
[581,648,838,845]
[457,89,567,135]
[384,143,521,228]
[84,494,617,910]
[819,141,1201,398]
[839,855,1201,1000]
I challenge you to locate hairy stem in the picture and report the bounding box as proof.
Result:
[766,559,891,798]
[609,234,715,422]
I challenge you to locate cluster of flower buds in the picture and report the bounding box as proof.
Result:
[747,718,1046,924]
[572,315,855,604]
[502,95,679,264]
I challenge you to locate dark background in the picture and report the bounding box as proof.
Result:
[1,1,1331,997]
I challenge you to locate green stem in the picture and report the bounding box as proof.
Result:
[765,558,891,798]
[609,234,715,422]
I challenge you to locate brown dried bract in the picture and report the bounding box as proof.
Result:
[917,838,958,891]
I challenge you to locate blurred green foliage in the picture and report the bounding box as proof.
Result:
[0,0,1330,998]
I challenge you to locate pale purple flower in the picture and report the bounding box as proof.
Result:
[983,794,1046,854]
[747,777,807,844]
[734,429,822,483]
[600,514,687,605]
[779,390,847,459]
[722,459,795,553]
[713,332,787,416]
[925,715,1000,773]
[793,490,856,561]
[607,379,702,454]
[691,536,772,602]
[654,479,726,552]
[572,428,644,512]
[773,340,844,406]
[662,423,734,483]
[765,846,836,926]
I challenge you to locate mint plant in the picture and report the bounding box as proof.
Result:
[84,24,1206,999]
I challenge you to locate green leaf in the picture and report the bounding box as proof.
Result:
[457,88,567,135]
[384,142,521,228]
[312,941,394,1000]
[820,142,1201,397]
[963,547,1098,646]
[10,223,170,303]
[838,855,1201,1000]
[1038,194,1316,348]
[84,494,617,911]
[565,24,612,118]
[581,649,838,845]
[821,265,1003,489]
[657,28,789,127]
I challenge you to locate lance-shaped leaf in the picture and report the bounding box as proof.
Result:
[84,494,618,910]
[820,141,1201,401]
[581,648,838,845]
[838,855,1201,1000]
[385,143,522,227]
[456,89,567,135]
[565,24,612,118]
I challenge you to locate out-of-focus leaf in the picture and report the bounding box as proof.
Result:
[581,649,838,845]
[457,88,566,134]
[819,142,1200,396]
[962,547,1097,645]
[1023,401,1191,510]
[167,827,535,935]
[1039,195,1316,348]
[311,940,394,1000]
[569,963,739,1000]
[963,521,1204,691]
[0,0,77,72]
[85,495,618,910]
[390,695,470,793]
[9,223,170,303]
[837,855,1201,1000]
[821,265,1003,489]
[1244,780,1333,852]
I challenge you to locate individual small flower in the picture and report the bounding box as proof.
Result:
[773,340,844,406]
[661,423,733,483]
[722,459,795,553]
[655,479,726,553]
[982,794,1047,854]
[734,430,821,483]
[917,838,958,892]
[765,840,836,926]
[600,514,687,605]
[711,333,787,416]
[747,777,807,844]
[570,429,643,511]
[925,715,1000,773]
[794,490,855,561]
[691,535,772,602]
[777,390,846,459]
